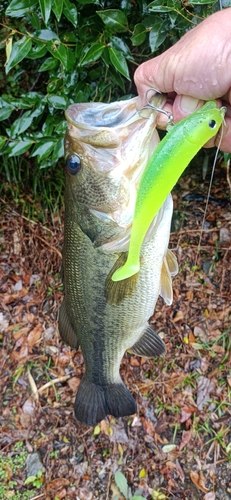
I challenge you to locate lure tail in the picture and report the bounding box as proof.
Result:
[111,259,140,282]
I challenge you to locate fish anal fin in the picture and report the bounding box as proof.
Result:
[166,249,178,276]
[160,257,173,306]
[105,252,139,306]
[160,249,178,306]
[58,300,80,350]
[74,376,137,426]
[130,325,166,358]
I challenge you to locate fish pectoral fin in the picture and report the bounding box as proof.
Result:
[130,325,166,358]
[74,376,137,426]
[105,252,139,306]
[58,300,80,350]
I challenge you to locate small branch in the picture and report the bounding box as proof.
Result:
[38,375,71,394]
[30,494,45,500]
[28,368,39,403]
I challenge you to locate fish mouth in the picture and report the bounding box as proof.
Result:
[65,98,140,130]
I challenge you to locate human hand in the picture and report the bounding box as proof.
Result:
[134,9,231,152]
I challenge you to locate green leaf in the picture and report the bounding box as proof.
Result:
[114,472,128,498]
[131,23,146,46]
[6,0,37,17]
[7,139,34,156]
[189,0,216,3]
[52,137,64,161]
[108,46,130,80]
[0,136,7,149]
[107,67,125,92]
[30,12,41,30]
[30,139,56,161]
[131,496,147,500]
[52,0,64,21]
[97,9,128,33]
[147,1,175,12]
[39,0,52,25]
[110,36,132,59]
[48,41,68,67]
[47,95,67,109]
[24,476,37,485]
[63,0,78,26]
[35,30,60,41]
[5,37,32,74]
[0,98,14,121]
[149,19,167,52]
[80,42,105,65]
[10,104,46,137]
[27,42,47,60]
[0,108,14,121]
[38,57,59,71]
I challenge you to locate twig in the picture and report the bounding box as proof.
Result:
[30,494,45,500]
[106,470,112,500]
[226,158,231,197]
[173,227,220,235]
[38,375,71,394]
[28,368,39,403]
[2,202,53,233]
[30,232,62,258]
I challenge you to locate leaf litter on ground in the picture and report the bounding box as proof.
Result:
[0,160,231,499]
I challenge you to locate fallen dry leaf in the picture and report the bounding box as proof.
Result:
[67,376,81,392]
[190,470,208,493]
[203,492,216,500]
[11,336,28,362]
[197,376,215,411]
[180,405,197,423]
[27,323,43,348]
[45,478,69,493]
[178,430,192,451]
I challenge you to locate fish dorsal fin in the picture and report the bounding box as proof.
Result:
[160,250,178,306]
[130,325,166,358]
[105,252,139,306]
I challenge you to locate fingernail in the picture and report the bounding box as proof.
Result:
[180,96,200,114]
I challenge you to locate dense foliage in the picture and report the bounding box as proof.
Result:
[0,0,225,170]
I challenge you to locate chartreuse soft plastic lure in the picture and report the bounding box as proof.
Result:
[112,101,226,282]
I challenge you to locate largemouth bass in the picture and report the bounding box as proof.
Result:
[59,96,178,426]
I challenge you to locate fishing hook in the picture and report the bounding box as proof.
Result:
[139,88,174,125]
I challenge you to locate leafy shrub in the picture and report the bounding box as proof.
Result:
[0,0,221,170]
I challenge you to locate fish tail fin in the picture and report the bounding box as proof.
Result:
[74,376,136,426]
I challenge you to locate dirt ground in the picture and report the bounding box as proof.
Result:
[1,157,231,500]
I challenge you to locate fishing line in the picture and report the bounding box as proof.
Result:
[195,118,225,265]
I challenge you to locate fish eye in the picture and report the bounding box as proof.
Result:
[66,154,81,175]
[209,119,217,129]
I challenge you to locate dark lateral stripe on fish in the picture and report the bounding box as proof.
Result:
[74,376,137,426]
[130,326,166,358]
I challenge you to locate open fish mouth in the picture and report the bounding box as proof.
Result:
[65,97,140,130]
[65,95,166,179]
